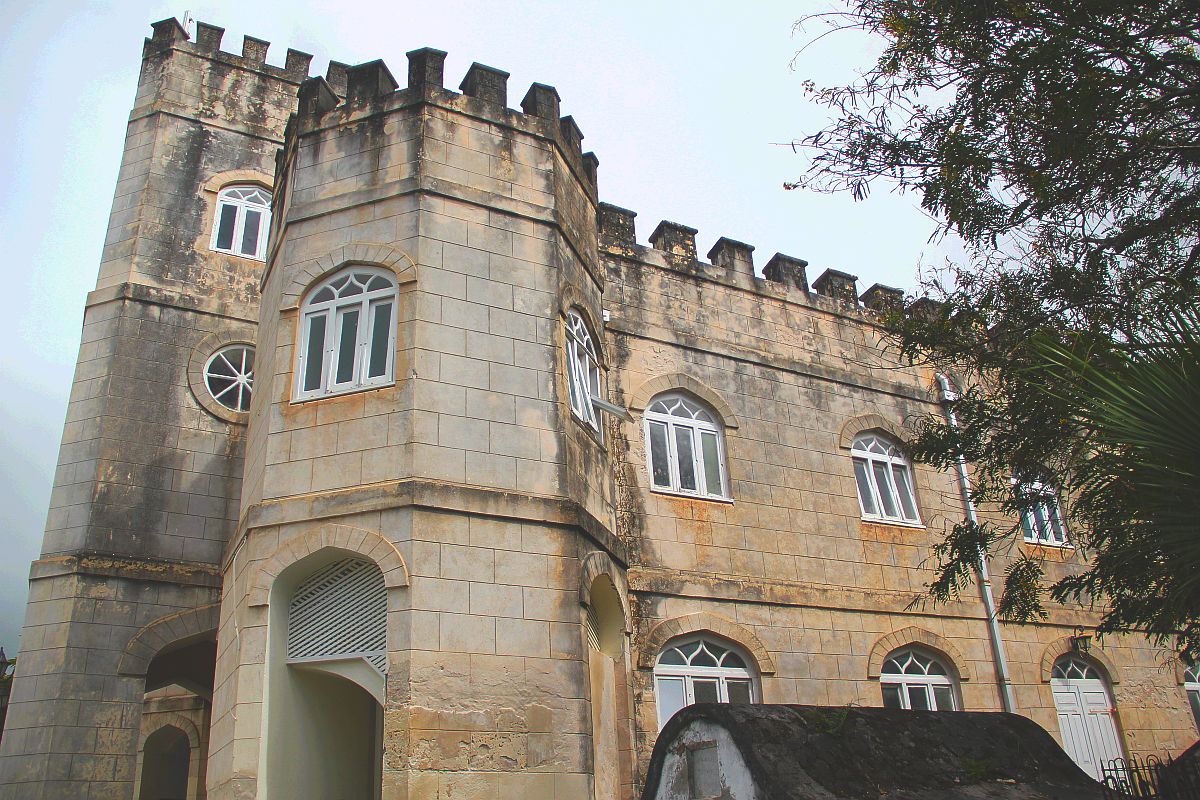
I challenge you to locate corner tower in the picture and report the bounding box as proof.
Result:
[208,49,632,799]
[0,19,311,799]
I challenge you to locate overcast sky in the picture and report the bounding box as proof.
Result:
[0,1,953,654]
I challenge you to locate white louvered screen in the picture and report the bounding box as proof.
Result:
[287,558,387,674]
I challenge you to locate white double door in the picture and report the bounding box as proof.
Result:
[1052,677,1123,782]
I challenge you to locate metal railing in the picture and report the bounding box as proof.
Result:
[1102,754,1200,799]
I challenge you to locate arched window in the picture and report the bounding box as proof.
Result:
[880,647,958,711]
[565,310,601,431]
[1185,662,1200,730]
[852,432,920,524]
[295,267,397,400]
[645,393,728,499]
[211,185,271,260]
[1016,480,1069,546]
[654,636,756,728]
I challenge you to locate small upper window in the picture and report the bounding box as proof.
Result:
[294,267,397,401]
[1016,481,1069,546]
[852,433,920,524]
[645,393,728,500]
[211,185,271,260]
[1184,661,1200,731]
[565,310,601,431]
[880,648,958,711]
[204,344,254,412]
[654,636,756,729]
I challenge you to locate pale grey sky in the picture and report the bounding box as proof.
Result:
[0,1,950,654]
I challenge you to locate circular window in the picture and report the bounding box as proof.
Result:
[204,345,254,412]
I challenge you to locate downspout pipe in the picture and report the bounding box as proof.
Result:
[937,373,1018,713]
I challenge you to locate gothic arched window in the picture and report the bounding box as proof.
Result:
[880,647,958,711]
[644,393,728,499]
[1185,662,1200,731]
[211,185,271,260]
[852,432,920,524]
[294,267,398,400]
[653,636,756,728]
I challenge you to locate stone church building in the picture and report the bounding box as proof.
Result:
[1,17,1197,800]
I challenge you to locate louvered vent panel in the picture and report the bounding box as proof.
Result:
[287,557,387,674]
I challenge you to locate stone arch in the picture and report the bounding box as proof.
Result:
[580,551,631,633]
[281,243,417,310]
[202,169,272,194]
[867,626,974,681]
[638,612,775,674]
[839,413,908,450]
[1040,636,1121,684]
[628,374,740,429]
[134,717,203,800]
[248,523,409,607]
[118,603,220,678]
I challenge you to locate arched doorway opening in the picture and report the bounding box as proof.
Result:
[585,573,628,798]
[138,725,190,800]
[1051,655,1123,781]
[264,552,387,800]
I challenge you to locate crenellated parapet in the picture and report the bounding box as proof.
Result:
[145,17,314,81]
[288,49,601,204]
[595,205,937,322]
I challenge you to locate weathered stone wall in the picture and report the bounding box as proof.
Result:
[211,50,626,799]
[598,221,1199,781]
[0,19,308,799]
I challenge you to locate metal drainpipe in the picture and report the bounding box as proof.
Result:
[937,373,1018,713]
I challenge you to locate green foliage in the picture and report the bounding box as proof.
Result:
[960,755,997,783]
[801,704,854,736]
[797,0,1200,658]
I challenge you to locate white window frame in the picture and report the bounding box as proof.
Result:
[644,393,730,501]
[653,636,757,729]
[565,310,602,432]
[294,267,398,401]
[851,433,921,525]
[210,184,272,261]
[1185,662,1200,731]
[1016,480,1070,547]
[880,648,959,711]
[203,344,255,412]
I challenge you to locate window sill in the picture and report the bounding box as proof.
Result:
[859,516,925,530]
[650,488,734,505]
[569,409,604,444]
[292,380,397,404]
[1021,539,1074,551]
[211,246,266,263]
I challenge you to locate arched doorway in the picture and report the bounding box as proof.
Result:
[585,574,627,799]
[1051,655,1123,781]
[138,725,190,800]
[264,553,387,800]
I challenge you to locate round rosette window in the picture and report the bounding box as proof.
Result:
[204,345,255,412]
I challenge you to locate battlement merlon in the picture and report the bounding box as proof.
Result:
[145,17,314,83]
[860,283,905,315]
[813,268,860,309]
[708,237,755,281]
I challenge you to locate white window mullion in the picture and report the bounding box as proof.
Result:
[355,297,371,385]
[665,421,681,492]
